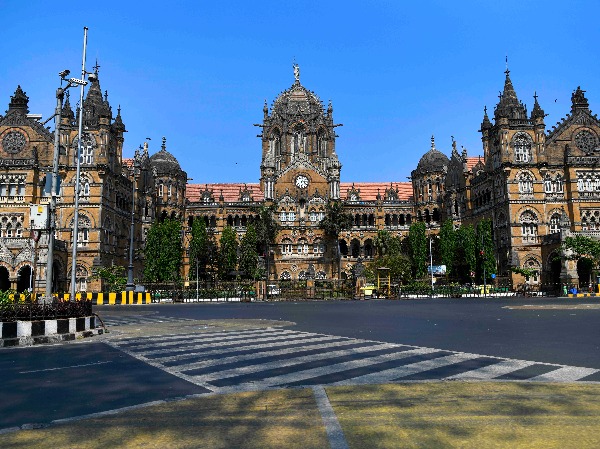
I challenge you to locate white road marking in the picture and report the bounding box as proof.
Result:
[445,359,536,380]
[217,347,440,393]
[332,353,481,386]
[527,366,599,382]
[19,361,113,374]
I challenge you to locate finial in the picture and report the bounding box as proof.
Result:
[484,105,487,115]
[505,55,509,76]
[533,91,538,102]
[293,60,300,83]
[161,136,166,151]
[93,59,100,75]
[430,135,435,150]
[104,90,108,101]
[117,104,121,115]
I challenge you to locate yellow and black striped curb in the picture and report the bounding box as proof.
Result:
[9,292,152,305]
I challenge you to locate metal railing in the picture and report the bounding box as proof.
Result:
[0,297,92,322]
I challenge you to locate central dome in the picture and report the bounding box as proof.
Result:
[414,136,449,175]
[271,81,324,118]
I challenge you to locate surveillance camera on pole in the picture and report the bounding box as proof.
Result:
[69,77,88,86]
[59,69,70,79]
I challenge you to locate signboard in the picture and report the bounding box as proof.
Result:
[30,205,48,230]
[427,265,447,275]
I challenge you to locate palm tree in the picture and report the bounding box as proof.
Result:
[320,200,353,279]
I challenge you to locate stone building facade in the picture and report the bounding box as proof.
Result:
[1,66,598,292]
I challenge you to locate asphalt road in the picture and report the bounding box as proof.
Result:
[100,297,600,369]
[1,297,598,431]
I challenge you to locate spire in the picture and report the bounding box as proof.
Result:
[7,85,29,114]
[531,91,545,121]
[481,105,492,130]
[494,68,527,120]
[430,135,436,150]
[571,86,589,112]
[82,68,111,126]
[161,136,167,152]
[263,99,268,119]
[112,104,126,132]
[62,90,75,121]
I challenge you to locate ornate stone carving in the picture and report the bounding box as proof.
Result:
[2,131,26,154]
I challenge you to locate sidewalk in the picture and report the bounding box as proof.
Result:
[1,382,599,448]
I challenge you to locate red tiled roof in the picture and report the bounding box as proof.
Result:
[186,183,263,203]
[465,156,483,171]
[122,158,133,168]
[340,182,413,201]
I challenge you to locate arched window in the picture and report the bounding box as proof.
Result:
[544,174,552,193]
[520,211,538,239]
[518,172,534,194]
[513,133,532,163]
[313,239,324,254]
[74,133,95,165]
[317,129,328,157]
[549,213,561,234]
[281,239,293,254]
[297,239,308,254]
[280,271,291,280]
[76,265,88,291]
[79,175,90,199]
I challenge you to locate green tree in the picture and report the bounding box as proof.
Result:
[476,219,496,282]
[239,224,260,280]
[253,204,280,280]
[218,225,238,279]
[563,235,600,284]
[454,224,476,282]
[439,219,456,278]
[91,264,127,292]
[320,200,353,279]
[143,218,183,283]
[373,230,402,257]
[189,218,209,281]
[408,221,427,278]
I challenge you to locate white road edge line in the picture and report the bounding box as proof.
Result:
[313,386,350,449]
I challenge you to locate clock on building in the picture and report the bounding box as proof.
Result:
[295,174,309,188]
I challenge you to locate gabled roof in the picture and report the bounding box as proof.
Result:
[186,183,262,203]
[340,182,413,201]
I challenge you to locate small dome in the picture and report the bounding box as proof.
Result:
[149,138,181,174]
[414,136,449,175]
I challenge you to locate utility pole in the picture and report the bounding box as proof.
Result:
[45,86,65,300]
[70,26,88,299]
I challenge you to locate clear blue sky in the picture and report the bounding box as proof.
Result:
[2,1,599,184]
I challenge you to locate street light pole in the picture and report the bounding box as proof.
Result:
[126,149,140,291]
[429,233,434,295]
[70,26,89,299]
[45,85,65,300]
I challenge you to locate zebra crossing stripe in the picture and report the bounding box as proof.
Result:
[115,327,290,346]
[527,366,599,382]
[445,360,536,380]
[215,347,441,393]
[177,339,376,373]
[156,336,355,365]
[119,329,295,351]
[332,353,481,386]
[138,332,321,358]
[189,343,403,385]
